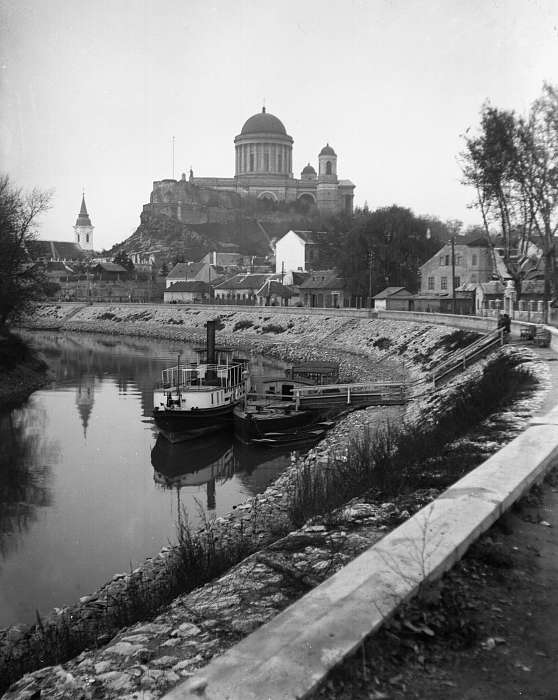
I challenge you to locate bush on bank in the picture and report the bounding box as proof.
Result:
[288,350,535,526]
[0,332,48,408]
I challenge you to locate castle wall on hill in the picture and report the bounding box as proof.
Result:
[145,178,242,225]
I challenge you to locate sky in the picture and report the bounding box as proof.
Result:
[1,0,558,251]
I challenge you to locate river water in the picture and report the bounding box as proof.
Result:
[0,330,318,629]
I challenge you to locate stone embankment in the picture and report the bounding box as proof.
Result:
[1,304,544,698]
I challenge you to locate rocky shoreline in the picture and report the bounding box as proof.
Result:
[1,304,544,698]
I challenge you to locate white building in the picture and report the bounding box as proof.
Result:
[274,230,323,274]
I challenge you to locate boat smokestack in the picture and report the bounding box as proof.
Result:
[206,320,216,365]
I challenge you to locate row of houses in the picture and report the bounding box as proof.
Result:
[164,269,345,308]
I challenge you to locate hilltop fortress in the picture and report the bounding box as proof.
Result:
[145,107,355,225]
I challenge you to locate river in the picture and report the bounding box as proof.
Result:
[0,330,320,629]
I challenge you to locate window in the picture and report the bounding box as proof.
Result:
[427,276,435,290]
[454,276,461,288]
[471,254,478,266]
[441,277,448,290]
[249,153,254,171]
[445,255,450,266]
[278,154,282,171]
[264,152,269,171]
[455,254,462,266]
[439,256,444,266]
[86,234,89,243]
[326,161,332,175]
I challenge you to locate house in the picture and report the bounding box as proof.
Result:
[298,270,345,308]
[91,262,127,281]
[213,273,277,304]
[128,251,157,276]
[373,287,414,311]
[164,281,211,304]
[274,230,325,274]
[255,279,293,306]
[457,280,503,316]
[419,238,493,295]
[166,262,218,287]
[201,251,243,268]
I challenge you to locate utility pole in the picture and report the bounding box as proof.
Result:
[281,260,285,285]
[368,250,373,307]
[451,236,456,314]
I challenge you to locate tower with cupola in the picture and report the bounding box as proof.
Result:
[316,144,340,214]
[74,193,94,250]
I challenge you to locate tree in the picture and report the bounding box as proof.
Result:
[338,205,440,299]
[515,84,558,309]
[461,84,558,310]
[0,175,52,331]
[112,250,135,272]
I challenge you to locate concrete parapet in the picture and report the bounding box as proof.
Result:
[164,405,558,700]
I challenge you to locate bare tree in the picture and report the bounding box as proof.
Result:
[461,86,558,313]
[0,175,53,330]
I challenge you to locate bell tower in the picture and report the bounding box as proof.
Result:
[317,144,339,214]
[74,192,94,250]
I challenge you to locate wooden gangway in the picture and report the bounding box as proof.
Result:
[291,328,505,410]
[293,381,407,409]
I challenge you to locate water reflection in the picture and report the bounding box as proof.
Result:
[151,433,305,512]
[0,329,401,629]
[0,330,295,628]
[0,406,56,560]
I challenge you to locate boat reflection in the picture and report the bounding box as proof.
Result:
[151,432,317,510]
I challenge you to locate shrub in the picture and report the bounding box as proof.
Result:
[373,337,392,350]
[261,323,285,334]
[233,319,254,332]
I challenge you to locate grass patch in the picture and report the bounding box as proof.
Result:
[433,329,481,353]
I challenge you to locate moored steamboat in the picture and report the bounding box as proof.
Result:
[153,320,250,443]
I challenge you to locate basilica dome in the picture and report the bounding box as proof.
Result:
[240,107,287,135]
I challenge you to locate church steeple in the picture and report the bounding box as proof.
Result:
[74,192,94,250]
[76,194,92,227]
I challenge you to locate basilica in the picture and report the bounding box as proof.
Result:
[151,108,355,217]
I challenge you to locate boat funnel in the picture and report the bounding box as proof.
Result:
[206,320,217,365]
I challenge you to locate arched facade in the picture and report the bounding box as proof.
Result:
[188,108,355,216]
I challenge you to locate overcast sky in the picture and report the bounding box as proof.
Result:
[1,0,557,251]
